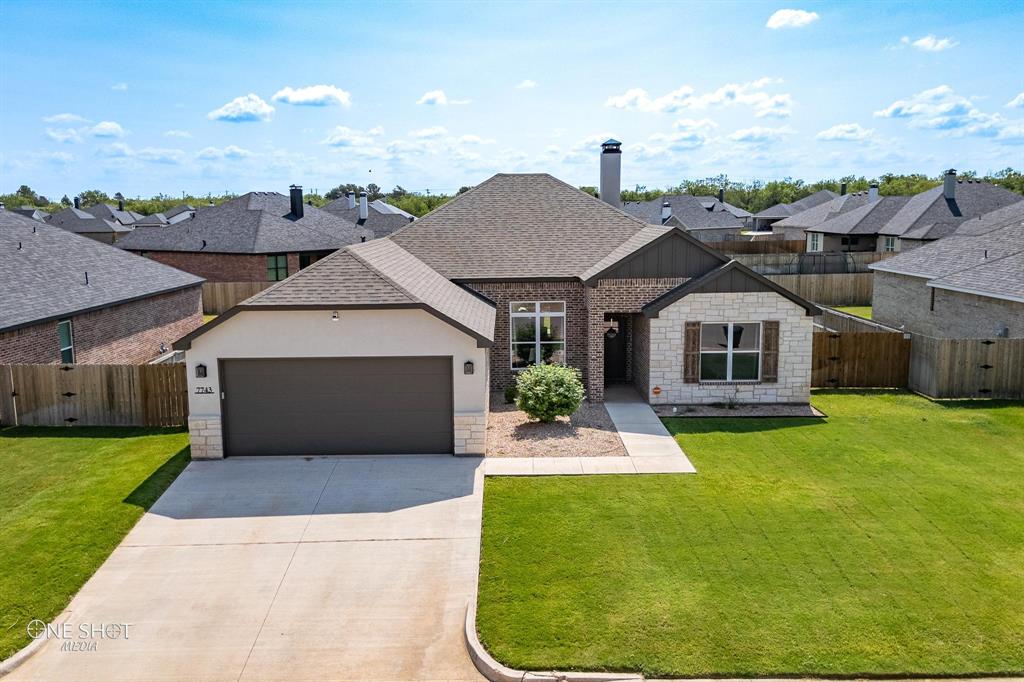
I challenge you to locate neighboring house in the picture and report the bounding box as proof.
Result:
[1,208,203,365]
[751,190,838,231]
[116,186,372,282]
[175,166,819,459]
[695,193,752,224]
[322,192,415,237]
[771,186,876,241]
[869,202,1024,338]
[11,206,50,221]
[163,204,195,225]
[85,200,147,226]
[803,196,911,253]
[45,206,131,244]
[622,194,746,242]
[132,212,170,227]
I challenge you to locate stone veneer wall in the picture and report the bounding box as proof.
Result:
[188,416,223,459]
[454,412,487,455]
[648,291,812,404]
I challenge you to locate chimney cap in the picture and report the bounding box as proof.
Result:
[289,184,302,190]
[945,168,956,176]
[662,200,670,207]
[602,139,622,147]
[358,190,367,197]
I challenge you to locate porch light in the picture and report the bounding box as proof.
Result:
[604,324,618,340]
[464,360,475,375]
[195,364,207,379]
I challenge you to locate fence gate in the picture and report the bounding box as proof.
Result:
[812,331,911,388]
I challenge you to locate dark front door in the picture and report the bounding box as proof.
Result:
[603,318,628,383]
[220,357,454,456]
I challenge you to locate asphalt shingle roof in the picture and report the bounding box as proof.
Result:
[754,190,838,219]
[622,195,745,230]
[46,207,131,235]
[878,181,1022,239]
[87,203,146,226]
[114,192,372,254]
[389,173,651,280]
[321,198,413,238]
[773,192,874,229]
[809,196,912,235]
[694,196,752,219]
[1,209,203,332]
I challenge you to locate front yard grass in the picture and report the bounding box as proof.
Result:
[0,427,189,660]
[834,305,873,319]
[477,391,1024,677]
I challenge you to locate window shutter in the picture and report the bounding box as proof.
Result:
[762,320,780,383]
[683,321,700,384]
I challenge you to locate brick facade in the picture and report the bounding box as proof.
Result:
[138,251,268,282]
[0,286,203,365]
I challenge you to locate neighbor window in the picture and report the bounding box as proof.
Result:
[266,254,288,281]
[57,319,75,364]
[883,236,899,253]
[807,232,823,252]
[699,322,760,382]
[510,301,566,369]
[299,251,331,269]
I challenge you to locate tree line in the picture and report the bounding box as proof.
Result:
[4,169,1021,219]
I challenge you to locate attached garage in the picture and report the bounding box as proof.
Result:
[220,357,454,456]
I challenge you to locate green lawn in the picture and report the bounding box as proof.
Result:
[478,391,1024,677]
[834,305,873,319]
[0,427,189,659]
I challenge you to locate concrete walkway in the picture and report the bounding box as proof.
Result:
[482,386,696,476]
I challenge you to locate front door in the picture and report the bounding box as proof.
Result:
[603,317,628,383]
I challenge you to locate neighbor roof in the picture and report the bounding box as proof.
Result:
[0,209,203,332]
[115,192,371,254]
[132,212,169,227]
[164,204,194,219]
[389,173,653,280]
[878,180,1022,240]
[694,196,752,219]
[322,197,414,237]
[870,203,1024,303]
[622,195,745,231]
[12,207,49,221]
[773,192,874,229]
[754,190,838,220]
[86,203,147,226]
[46,207,131,235]
[809,196,912,236]
[176,238,496,348]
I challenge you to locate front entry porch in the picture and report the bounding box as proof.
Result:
[600,312,651,402]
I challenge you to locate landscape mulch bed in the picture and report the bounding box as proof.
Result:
[486,393,626,458]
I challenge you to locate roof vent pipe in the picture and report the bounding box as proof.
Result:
[717,187,725,203]
[599,139,622,208]
[661,200,671,224]
[840,182,847,196]
[289,185,304,219]
[73,196,80,209]
[347,192,356,209]
[359,191,368,221]
[944,169,957,200]
[868,182,879,202]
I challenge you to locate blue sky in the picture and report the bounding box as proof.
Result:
[1,0,1022,199]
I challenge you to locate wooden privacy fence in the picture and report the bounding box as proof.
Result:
[0,363,188,427]
[202,281,274,315]
[718,239,805,254]
[812,331,911,388]
[816,307,901,334]
[767,273,874,306]
[908,335,1024,399]
[736,251,894,275]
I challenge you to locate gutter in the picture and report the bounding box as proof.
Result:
[926,281,1024,304]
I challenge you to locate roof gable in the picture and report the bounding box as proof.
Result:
[582,226,729,284]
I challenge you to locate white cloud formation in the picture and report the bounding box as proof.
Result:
[271,84,352,107]
[111,82,128,91]
[89,121,125,138]
[164,129,192,138]
[417,89,448,106]
[135,147,185,164]
[605,77,792,118]
[95,142,133,158]
[1007,92,1024,108]
[647,118,719,151]
[43,113,88,124]
[321,126,382,147]
[46,128,83,144]
[207,94,274,122]
[411,126,448,139]
[816,123,874,141]
[900,34,958,52]
[727,125,794,144]
[457,134,495,145]
[515,80,538,89]
[765,9,819,29]
[875,85,1024,143]
[196,145,253,160]
[44,151,74,164]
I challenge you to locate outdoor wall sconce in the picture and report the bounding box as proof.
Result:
[464,361,475,375]
[195,364,207,378]
[331,311,339,321]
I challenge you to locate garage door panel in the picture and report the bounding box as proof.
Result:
[222,358,453,456]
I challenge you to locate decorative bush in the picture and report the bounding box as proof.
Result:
[503,384,518,404]
[515,364,584,423]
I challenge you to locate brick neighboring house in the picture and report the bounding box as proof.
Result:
[322,192,415,238]
[870,202,1024,338]
[116,187,372,282]
[175,155,820,459]
[1,208,204,365]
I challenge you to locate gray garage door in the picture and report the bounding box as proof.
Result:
[221,357,453,456]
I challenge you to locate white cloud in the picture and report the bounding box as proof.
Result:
[900,34,958,52]
[417,89,448,106]
[321,126,378,147]
[457,134,495,145]
[1007,92,1024,108]
[44,151,74,164]
[368,126,385,136]
[411,126,448,139]
[164,129,192,138]
[89,121,125,138]
[875,85,1024,143]
[271,84,352,107]
[42,113,88,124]
[727,125,794,144]
[647,118,719,151]
[207,94,274,122]
[605,77,792,118]
[515,80,538,89]
[111,82,128,91]
[765,9,819,29]
[46,128,82,144]
[135,147,185,164]
[816,123,874,141]
[197,145,253,160]
[96,142,133,158]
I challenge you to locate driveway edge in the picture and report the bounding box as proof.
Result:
[463,599,643,682]
[0,610,72,678]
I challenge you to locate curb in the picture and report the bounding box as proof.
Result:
[0,611,72,678]
[464,599,642,682]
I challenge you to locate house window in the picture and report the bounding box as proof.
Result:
[883,236,899,253]
[299,251,332,269]
[266,254,289,281]
[807,232,823,252]
[699,322,760,382]
[510,301,566,369]
[57,319,75,364]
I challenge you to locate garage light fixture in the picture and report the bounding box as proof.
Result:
[195,363,207,378]
[331,311,339,321]
[464,360,474,375]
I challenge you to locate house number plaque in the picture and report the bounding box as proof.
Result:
[194,386,215,395]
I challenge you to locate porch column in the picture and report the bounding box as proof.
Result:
[587,309,606,402]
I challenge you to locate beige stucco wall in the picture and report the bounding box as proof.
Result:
[647,291,813,404]
[185,308,489,458]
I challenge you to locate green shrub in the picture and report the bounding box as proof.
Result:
[503,384,518,404]
[514,364,584,422]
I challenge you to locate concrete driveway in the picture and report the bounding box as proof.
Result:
[10,456,486,682]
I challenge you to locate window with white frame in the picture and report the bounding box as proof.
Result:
[699,322,760,382]
[57,319,75,364]
[510,301,565,369]
[807,232,823,252]
[883,236,899,253]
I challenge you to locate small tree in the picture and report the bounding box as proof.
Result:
[515,364,584,423]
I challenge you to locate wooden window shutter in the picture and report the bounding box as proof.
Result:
[683,321,700,384]
[762,320,780,383]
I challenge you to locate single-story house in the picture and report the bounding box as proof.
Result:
[46,206,132,244]
[116,186,372,282]
[771,186,875,241]
[804,196,911,253]
[85,200,148,226]
[870,202,1024,338]
[175,166,819,459]
[163,204,196,225]
[322,192,415,237]
[622,194,747,242]
[1,208,204,364]
[11,206,50,221]
[751,189,838,231]
[695,191,752,224]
